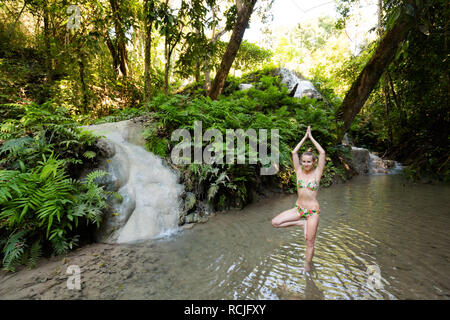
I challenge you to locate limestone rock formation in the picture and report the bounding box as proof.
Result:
[81,120,185,244]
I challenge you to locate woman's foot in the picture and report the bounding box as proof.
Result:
[300,261,316,277]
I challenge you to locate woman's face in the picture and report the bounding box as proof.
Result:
[301,155,314,172]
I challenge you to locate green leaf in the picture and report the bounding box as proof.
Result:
[19,204,29,220]
[207,184,219,201]
[386,6,401,31]
[47,215,54,239]
[83,151,96,159]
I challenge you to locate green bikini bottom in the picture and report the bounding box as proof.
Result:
[295,204,320,219]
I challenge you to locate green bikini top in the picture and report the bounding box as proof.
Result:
[297,178,319,191]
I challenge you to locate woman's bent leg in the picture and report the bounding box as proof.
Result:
[272,207,306,229]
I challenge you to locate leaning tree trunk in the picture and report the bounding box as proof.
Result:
[335,1,424,143]
[118,38,129,78]
[208,0,257,100]
[204,5,226,91]
[205,29,227,91]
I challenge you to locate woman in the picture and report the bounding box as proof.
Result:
[271,126,325,271]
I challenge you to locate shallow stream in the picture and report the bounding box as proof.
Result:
[114,174,450,299]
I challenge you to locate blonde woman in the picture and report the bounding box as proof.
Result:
[272,126,325,271]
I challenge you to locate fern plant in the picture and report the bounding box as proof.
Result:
[0,100,120,271]
[1,230,29,272]
[0,156,115,271]
[142,72,345,212]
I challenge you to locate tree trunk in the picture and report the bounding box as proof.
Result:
[10,2,26,35]
[43,0,52,80]
[378,0,393,147]
[164,28,183,95]
[335,1,423,143]
[204,5,219,91]
[118,40,129,78]
[105,34,121,77]
[109,0,128,78]
[164,36,169,94]
[387,71,407,127]
[144,0,153,101]
[205,30,227,91]
[382,75,393,146]
[204,64,211,91]
[79,56,89,114]
[208,0,257,100]
[194,61,200,83]
[163,0,170,94]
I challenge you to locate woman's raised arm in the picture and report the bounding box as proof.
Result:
[307,126,326,177]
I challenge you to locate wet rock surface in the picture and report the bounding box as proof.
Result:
[81,120,184,244]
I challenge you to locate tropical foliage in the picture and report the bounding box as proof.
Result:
[0,102,115,271]
[141,69,350,211]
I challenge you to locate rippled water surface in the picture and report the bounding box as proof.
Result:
[117,175,450,300]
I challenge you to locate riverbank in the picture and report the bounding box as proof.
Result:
[0,241,161,299]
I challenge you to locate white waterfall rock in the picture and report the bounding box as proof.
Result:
[239,83,253,90]
[274,67,324,100]
[81,120,184,244]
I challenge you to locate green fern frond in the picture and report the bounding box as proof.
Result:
[26,240,42,269]
[2,230,29,272]
[86,170,108,185]
[0,137,33,156]
[51,236,68,256]
[0,121,18,140]
[85,207,103,227]
[0,170,19,202]
[109,191,123,202]
[82,151,96,159]
[207,184,219,201]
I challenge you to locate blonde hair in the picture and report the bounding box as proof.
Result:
[301,150,317,162]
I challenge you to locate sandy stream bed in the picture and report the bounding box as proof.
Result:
[0,241,163,300]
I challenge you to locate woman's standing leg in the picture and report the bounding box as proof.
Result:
[304,214,320,265]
